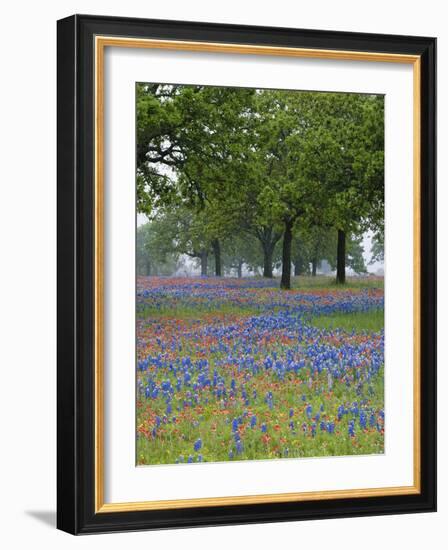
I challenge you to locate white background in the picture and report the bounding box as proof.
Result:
[0,1,444,548]
[105,48,414,503]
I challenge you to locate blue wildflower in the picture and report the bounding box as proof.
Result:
[348,420,355,437]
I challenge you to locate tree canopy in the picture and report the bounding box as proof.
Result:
[136,83,384,287]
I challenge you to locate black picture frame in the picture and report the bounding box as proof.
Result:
[57,14,436,535]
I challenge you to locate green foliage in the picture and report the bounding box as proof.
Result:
[370,232,385,264]
[136,84,384,285]
[221,232,264,276]
[347,234,368,274]
[136,221,180,276]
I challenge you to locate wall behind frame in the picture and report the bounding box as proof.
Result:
[0,1,442,549]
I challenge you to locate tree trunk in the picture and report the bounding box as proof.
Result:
[311,258,317,277]
[212,239,222,276]
[142,258,151,276]
[237,260,243,278]
[336,229,346,284]
[256,226,281,278]
[200,251,208,276]
[294,260,301,277]
[263,245,274,278]
[280,220,293,290]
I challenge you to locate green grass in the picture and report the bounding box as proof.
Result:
[291,275,384,291]
[310,309,384,332]
[137,303,260,320]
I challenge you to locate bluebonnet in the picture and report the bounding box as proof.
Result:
[232,418,239,432]
[348,420,355,437]
[359,411,367,430]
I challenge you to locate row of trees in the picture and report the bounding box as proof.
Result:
[136,84,384,288]
[137,218,369,278]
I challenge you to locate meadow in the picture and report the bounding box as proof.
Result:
[136,276,384,465]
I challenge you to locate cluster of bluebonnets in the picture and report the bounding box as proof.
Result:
[136,277,384,465]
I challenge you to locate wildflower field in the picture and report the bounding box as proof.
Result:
[136,276,384,465]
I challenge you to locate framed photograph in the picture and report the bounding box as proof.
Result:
[57,14,436,534]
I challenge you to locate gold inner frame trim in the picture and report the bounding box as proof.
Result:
[94,35,421,513]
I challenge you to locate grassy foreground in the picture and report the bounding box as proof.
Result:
[136,276,384,465]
